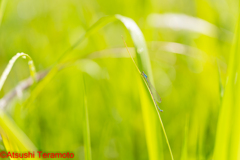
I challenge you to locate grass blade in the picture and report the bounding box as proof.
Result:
[213,11,240,160]
[82,75,92,160]
[180,115,189,160]
[0,110,38,155]
[0,52,36,92]
[119,16,173,160]
[0,0,7,27]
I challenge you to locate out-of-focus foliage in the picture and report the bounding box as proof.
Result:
[0,0,238,159]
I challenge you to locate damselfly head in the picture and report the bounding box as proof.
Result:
[142,71,147,78]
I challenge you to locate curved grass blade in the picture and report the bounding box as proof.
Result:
[122,37,173,160]
[0,52,37,92]
[118,39,163,112]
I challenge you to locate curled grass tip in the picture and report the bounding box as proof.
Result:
[0,52,37,92]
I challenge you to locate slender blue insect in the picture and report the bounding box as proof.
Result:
[141,71,163,112]
[122,36,163,112]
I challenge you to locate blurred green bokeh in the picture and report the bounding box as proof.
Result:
[0,0,238,159]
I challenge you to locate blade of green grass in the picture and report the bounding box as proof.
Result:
[0,110,38,154]
[216,59,224,102]
[180,115,189,160]
[0,0,7,27]
[213,10,240,160]
[122,33,173,159]
[82,74,92,160]
[0,52,37,92]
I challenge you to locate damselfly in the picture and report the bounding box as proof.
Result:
[141,71,163,112]
[122,36,163,112]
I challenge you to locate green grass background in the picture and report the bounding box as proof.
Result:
[0,0,239,159]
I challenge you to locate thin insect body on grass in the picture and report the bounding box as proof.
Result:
[141,71,163,112]
[122,36,163,112]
